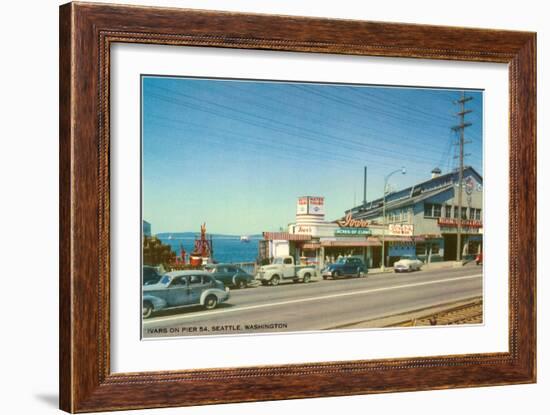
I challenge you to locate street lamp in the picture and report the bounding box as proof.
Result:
[381,167,406,271]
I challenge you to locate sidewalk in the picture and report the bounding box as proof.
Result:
[368,260,469,276]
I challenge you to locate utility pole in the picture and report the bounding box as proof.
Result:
[452,91,473,262]
[381,167,406,271]
[363,166,367,207]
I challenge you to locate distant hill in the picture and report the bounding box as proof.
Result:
[156,232,263,240]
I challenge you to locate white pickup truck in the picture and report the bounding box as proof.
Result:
[256,256,318,286]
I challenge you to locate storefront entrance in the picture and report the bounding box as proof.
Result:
[443,234,458,260]
[443,233,481,260]
[371,246,382,268]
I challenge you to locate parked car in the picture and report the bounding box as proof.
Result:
[143,265,163,286]
[256,256,317,286]
[475,252,483,265]
[142,271,230,318]
[204,263,254,289]
[394,255,423,273]
[322,257,367,279]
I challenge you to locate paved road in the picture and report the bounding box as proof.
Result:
[142,264,482,338]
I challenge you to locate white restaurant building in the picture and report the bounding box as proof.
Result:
[259,167,483,269]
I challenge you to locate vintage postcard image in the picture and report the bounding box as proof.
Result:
[141,76,483,338]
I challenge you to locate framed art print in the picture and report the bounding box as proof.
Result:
[59,2,536,412]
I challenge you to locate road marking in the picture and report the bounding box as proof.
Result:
[144,274,482,325]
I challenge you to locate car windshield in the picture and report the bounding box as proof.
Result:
[273,258,284,264]
[336,258,347,263]
[159,275,171,285]
[400,256,415,260]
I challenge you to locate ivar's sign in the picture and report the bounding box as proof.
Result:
[336,213,370,228]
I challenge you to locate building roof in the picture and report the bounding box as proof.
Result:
[346,166,482,220]
[263,232,311,241]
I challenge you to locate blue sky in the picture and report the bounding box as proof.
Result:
[142,76,483,234]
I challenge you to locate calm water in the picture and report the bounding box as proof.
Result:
[157,236,260,264]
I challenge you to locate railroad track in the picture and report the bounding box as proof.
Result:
[388,298,483,327]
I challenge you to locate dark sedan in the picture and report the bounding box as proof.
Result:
[321,257,367,279]
[204,264,254,289]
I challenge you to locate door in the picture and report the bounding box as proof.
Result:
[226,266,240,285]
[188,274,209,304]
[282,257,295,278]
[166,276,190,307]
[371,247,382,268]
[343,259,356,274]
[214,266,231,285]
[443,234,457,260]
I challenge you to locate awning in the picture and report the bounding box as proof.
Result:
[382,236,415,242]
[262,232,311,241]
[302,242,322,250]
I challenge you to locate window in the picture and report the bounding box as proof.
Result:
[461,207,468,219]
[445,205,452,218]
[171,276,186,286]
[431,243,440,255]
[424,203,433,217]
[189,275,202,284]
[469,208,476,219]
[283,258,293,265]
[475,208,481,220]
[416,243,427,255]
[453,206,458,218]
[425,203,441,218]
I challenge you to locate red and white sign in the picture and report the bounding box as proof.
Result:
[296,196,325,216]
[296,197,308,215]
[388,224,414,236]
[438,218,483,228]
[308,196,325,215]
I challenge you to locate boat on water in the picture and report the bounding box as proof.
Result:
[240,235,250,243]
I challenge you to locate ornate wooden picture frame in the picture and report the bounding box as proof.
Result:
[59,2,536,412]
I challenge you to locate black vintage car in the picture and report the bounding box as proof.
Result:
[321,257,368,279]
[203,264,254,289]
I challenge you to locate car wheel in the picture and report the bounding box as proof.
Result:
[236,279,247,289]
[204,295,218,310]
[142,301,153,319]
[270,275,280,286]
[355,268,361,278]
[303,273,311,283]
[332,271,340,279]
[322,275,328,280]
